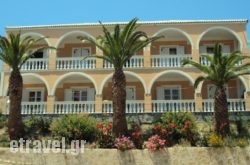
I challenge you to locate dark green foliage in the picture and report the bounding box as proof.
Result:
[50,114,99,144]
[0,113,7,129]
[24,116,52,139]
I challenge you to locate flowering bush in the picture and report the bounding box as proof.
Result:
[159,112,198,146]
[114,135,134,151]
[208,133,223,147]
[130,123,144,149]
[96,122,114,148]
[146,135,166,151]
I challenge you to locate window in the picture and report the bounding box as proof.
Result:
[169,48,177,55]
[206,47,214,54]
[28,91,42,102]
[72,89,88,101]
[64,88,95,101]
[72,47,91,57]
[164,88,180,100]
[157,86,181,100]
[160,46,184,55]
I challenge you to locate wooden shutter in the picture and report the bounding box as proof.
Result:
[156,87,164,100]
[64,89,72,101]
[87,88,95,101]
[177,46,184,55]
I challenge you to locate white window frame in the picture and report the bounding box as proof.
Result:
[22,88,45,102]
[200,44,230,54]
[64,87,95,101]
[72,47,91,57]
[157,85,181,100]
[160,45,184,55]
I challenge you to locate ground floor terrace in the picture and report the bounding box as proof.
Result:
[1,69,250,115]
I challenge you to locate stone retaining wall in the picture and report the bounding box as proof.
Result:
[0,147,249,165]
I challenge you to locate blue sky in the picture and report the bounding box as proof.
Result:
[0,0,250,43]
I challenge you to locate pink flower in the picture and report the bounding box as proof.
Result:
[146,135,166,151]
[115,135,134,151]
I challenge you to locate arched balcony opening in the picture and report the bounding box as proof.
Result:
[198,27,242,66]
[55,31,96,70]
[149,70,195,113]
[201,78,247,112]
[20,32,50,71]
[100,72,146,114]
[53,73,97,114]
[151,28,193,68]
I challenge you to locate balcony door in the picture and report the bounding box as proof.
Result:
[72,47,91,57]
[22,89,44,102]
[157,86,181,100]
[160,45,184,55]
[64,88,95,101]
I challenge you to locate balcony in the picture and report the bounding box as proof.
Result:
[102,100,144,113]
[103,55,144,68]
[200,54,243,66]
[202,99,246,112]
[21,58,48,71]
[6,102,47,114]
[152,100,195,113]
[5,99,246,115]
[56,57,96,70]
[151,54,192,67]
[54,101,95,114]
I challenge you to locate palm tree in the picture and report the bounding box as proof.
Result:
[0,32,50,140]
[182,43,250,137]
[78,18,162,137]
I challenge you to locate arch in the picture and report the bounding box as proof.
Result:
[99,71,147,95]
[148,70,195,93]
[197,26,243,50]
[152,28,194,49]
[196,76,249,93]
[3,73,50,96]
[55,30,95,48]
[21,32,51,47]
[51,72,97,95]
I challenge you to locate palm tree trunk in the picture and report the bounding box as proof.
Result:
[214,86,230,137]
[112,68,128,137]
[8,70,24,140]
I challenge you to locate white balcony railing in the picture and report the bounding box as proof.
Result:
[151,54,192,67]
[103,56,144,68]
[200,54,243,66]
[102,100,144,113]
[56,57,96,70]
[21,58,48,71]
[202,99,246,112]
[152,100,195,113]
[54,101,95,114]
[6,102,47,114]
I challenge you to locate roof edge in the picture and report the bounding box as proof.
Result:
[5,19,248,30]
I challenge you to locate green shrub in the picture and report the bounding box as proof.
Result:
[0,132,10,147]
[0,112,7,129]
[237,137,249,147]
[208,133,223,147]
[50,114,98,144]
[24,116,52,139]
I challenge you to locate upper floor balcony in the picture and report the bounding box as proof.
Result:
[3,26,244,72]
